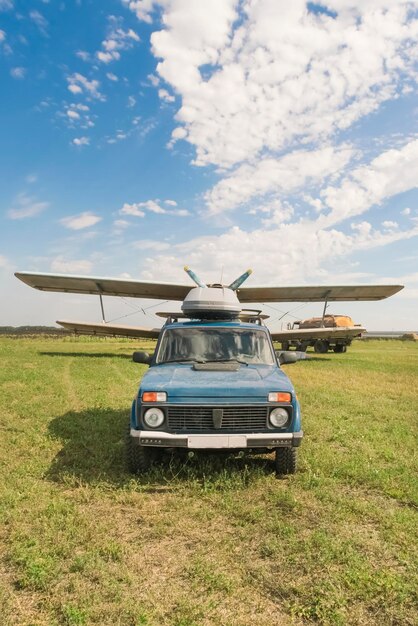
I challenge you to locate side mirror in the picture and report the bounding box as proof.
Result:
[132,351,153,365]
[276,350,309,365]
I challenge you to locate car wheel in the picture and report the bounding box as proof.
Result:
[275,447,297,475]
[333,344,345,353]
[126,425,161,473]
[314,339,329,354]
[281,340,290,351]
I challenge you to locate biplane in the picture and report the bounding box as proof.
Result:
[15,267,403,475]
[14,267,402,345]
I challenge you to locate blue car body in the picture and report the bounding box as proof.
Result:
[130,320,303,455]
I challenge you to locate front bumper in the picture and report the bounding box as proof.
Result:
[131,429,303,449]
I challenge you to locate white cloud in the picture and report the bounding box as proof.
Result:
[72,136,90,146]
[126,1,418,169]
[7,193,49,219]
[158,88,175,103]
[76,50,90,62]
[96,20,140,64]
[61,103,94,129]
[205,144,355,215]
[107,72,119,81]
[113,219,130,230]
[60,212,102,230]
[382,220,398,230]
[173,208,191,216]
[25,173,38,184]
[119,199,188,217]
[0,0,13,11]
[401,207,411,215]
[67,73,104,100]
[321,139,418,227]
[142,200,166,214]
[120,202,146,217]
[10,66,26,79]
[148,73,160,86]
[0,29,5,42]
[138,217,418,288]
[97,51,119,63]
[122,0,157,23]
[50,257,93,274]
[29,10,48,35]
[260,200,294,226]
[106,129,129,144]
[128,95,136,107]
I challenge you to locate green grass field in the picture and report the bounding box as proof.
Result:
[0,337,417,626]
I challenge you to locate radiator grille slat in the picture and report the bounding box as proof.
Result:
[167,406,270,432]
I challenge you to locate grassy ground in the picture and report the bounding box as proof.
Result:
[0,336,417,626]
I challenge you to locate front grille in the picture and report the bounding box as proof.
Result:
[167,405,270,432]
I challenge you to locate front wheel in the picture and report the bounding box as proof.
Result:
[126,426,162,473]
[275,447,297,475]
[314,339,329,354]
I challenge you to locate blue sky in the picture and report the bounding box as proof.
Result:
[1,0,418,330]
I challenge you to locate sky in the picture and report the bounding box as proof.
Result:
[1,0,418,331]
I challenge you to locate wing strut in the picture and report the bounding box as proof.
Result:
[95,282,107,323]
[321,291,331,327]
[99,294,106,323]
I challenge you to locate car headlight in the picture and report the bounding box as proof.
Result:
[269,407,289,428]
[143,407,165,428]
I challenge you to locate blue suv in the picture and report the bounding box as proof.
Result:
[128,319,303,474]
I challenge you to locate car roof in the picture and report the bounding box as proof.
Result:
[162,320,269,331]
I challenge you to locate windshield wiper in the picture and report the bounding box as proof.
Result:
[163,358,207,364]
[214,358,249,366]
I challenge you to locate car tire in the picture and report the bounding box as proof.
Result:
[275,447,297,475]
[333,344,345,353]
[314,339,329,354]
[281,340,290,351]
[126,425,161,473]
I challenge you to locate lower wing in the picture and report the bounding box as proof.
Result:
[57,320,161,339]
[270,326,365,341]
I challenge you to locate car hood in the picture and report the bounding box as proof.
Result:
[139,363,293,400]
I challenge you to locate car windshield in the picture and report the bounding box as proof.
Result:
[156,327,275,365]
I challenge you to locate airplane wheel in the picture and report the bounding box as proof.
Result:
[275,447,297,475]
[126,425,161,473]
[314,340,329,354]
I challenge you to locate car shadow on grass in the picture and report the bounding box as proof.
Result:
[46,407,275,488]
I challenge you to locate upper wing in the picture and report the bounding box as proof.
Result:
[269,326,365,342]
[15,271,191,300]
[16,272,403,302]
[57,320,161,339]
[238,284,403,302]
